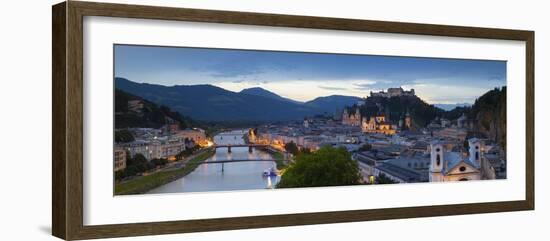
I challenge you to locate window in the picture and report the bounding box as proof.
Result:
[436,154,441,166]
[476,152,479,160]
[459,166,466,172]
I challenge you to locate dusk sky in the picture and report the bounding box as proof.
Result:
[114,44,506,104]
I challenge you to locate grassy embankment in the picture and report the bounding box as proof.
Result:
[115,148,215,195]
[271,151,287,170]
[242,131,287,169]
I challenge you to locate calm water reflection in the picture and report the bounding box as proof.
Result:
[148,130,280,194]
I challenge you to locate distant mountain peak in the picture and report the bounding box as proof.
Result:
[305,95,363,114]
[241,87,267,91]
[240,87,280,97]
[240,87,302,104]
[434,103,472,111]
[308,95,362,101]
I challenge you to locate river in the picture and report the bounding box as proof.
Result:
[147,129,280,194]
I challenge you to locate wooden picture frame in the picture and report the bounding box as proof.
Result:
[52,1,534,240]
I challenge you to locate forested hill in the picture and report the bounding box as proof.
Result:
[350,95,443,129]
[440,87,506,150]
[469,87,507,150]
[114,89,197,129]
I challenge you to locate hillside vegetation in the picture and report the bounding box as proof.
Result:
[115,89,197,129]
[350,95,443,129]
[469,87,507,150]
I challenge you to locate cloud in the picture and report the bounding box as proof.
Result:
[352,80,394,90]
[318,85,348,91]
[353,83,372,90]
[488,74,506,82]
[405,83,494,104]
[210,68,264,78]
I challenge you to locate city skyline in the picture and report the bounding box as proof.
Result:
[114,45,507,195]
[114,45,506,104]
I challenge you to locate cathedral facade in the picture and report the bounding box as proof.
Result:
[341,108,361,126]
[361,114,396,135]
[341,107,412,135]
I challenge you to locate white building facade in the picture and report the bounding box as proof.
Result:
[429,138,483,182]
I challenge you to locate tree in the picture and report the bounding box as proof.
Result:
[284,141,300,155]
[301,147,312,154]
[277,146,362,188]
[151,158,168,167]
[176,145,199,160]
[125,153,150,174]
[127,153,147,166]
[114,129,135,143]
[115,170,125,181]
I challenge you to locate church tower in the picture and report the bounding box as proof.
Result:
[404,111,412,129]
[468,138,483,166]
[361,117,368,132]
[429,141,445,182]
[342,109,349,125]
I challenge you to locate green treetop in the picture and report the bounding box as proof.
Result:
[277,146,362,188]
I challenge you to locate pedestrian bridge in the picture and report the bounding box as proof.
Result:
[201,159,276,164]
[200,159,277,172]
[213,144,269,153]
[214,144,269,148]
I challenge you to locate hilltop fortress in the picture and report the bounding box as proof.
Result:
[370,87,415,98]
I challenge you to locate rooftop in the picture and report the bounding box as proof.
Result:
[443,151,479,174]
[376,162,424,183]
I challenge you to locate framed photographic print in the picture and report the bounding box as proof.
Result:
[52,1,534,240]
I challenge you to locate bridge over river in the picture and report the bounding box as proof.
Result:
[202,159,275,164]
[214,143,269,153]
[147,130,280,194]
[201,158,277,172]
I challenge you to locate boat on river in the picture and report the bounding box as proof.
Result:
[262,167,277,177]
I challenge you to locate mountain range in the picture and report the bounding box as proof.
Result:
[115,77,362,122]
[434,103,472,111]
